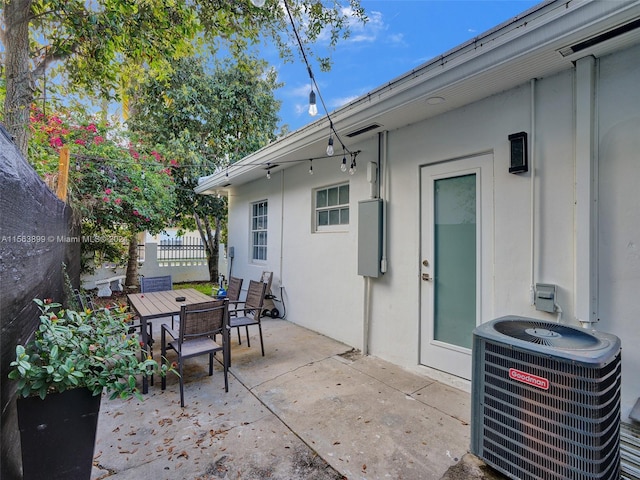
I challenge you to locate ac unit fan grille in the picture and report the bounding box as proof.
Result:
[493,320,603,349]
[477,340,621,480]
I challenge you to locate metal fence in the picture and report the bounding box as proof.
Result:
[157,236,206,261]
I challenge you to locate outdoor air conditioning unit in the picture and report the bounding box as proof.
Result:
[471,316,621,480]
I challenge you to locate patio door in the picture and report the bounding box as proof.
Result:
[419,154,493,379]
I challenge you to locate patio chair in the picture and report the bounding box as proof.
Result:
[229,280,267,357]
[161,300,229,407]
[226,276,244,323]
[140,275,173,293]
[75,288,155,382]
[74,289,151,341]
[140,275,176,328]
[227,276,243,304]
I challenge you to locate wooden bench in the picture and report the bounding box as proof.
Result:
[95,275,126,297]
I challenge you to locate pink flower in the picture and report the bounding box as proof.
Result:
[93,136,104,145]
[103,196,109,202]
[170,159,178,166]
[105,188,112,195]
[49,137,63,148]
[152,151,162,161]
[86,124,97,133]
[75,139,86,146]
[133,209,139,216]
[115,198,122,205]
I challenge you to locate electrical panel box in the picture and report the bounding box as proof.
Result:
[358,199,383,278]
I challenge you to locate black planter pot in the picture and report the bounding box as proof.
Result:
[16,388,102,480]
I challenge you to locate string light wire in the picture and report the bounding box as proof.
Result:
[281,0,353,159]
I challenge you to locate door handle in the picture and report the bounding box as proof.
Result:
[422,273,432,281]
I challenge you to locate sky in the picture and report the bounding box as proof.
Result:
[263,0,541,133]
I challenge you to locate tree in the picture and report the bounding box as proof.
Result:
[128,55,281,281]
[28,103,176,283]
[1,0,366,158]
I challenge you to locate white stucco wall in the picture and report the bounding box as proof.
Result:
[596,44,640,421]
[226,44,639,421]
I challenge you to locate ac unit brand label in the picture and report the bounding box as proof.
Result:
[508,368,549,390]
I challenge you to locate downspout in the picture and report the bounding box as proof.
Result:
[363,277,371,355]
[529,78,537,305]
[574,56,598,328]
[279,169,285,294]
[381,131,389,274]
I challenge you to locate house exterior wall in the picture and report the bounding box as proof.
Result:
[596,44,640,420]
[226,44,639,422]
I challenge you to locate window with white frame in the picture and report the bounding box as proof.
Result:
[314,183,349,231]
[251,200,268,261]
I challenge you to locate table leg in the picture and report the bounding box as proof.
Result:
[141,316,149,394]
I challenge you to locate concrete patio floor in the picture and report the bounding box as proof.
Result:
[91,317,500,480]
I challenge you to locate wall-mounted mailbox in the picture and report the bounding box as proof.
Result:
[535,283,557,313]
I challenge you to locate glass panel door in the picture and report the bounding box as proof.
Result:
[419,154,493,380]
[434,174,476,349]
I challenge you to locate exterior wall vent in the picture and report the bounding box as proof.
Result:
[559,18,640,57]
[471,316,621,480]
[346,123,382,138]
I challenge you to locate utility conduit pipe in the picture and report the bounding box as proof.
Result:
[529,78,537,305]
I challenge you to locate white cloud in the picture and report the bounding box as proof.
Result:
[387,33,405,45]
[343,8,386,44]
[293,103,306,116]
[290,83,312,98]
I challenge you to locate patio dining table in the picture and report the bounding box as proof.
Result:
[127,288,214,393]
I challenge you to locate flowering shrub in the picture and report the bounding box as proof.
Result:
[8,299,175,400]
[27,104,177,271]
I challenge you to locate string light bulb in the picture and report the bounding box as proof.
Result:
[349,155,357,175]
[326,135,334,156]
[266,163,271,179]
[308,159,313,175]
[308,90,318,116]
[341,155,347,172]
[251,0,265,7]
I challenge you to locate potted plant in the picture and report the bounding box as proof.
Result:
[8,298,173,480]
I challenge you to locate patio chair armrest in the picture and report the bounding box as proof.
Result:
[233,306,259,315]
[161,323,178,340]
